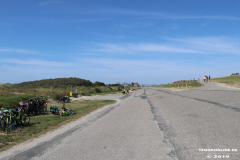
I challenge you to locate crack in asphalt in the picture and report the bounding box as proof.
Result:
[120,95,130,100]
[155,89,240,112]
[140,89,182,160]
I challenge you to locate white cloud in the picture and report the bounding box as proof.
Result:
[166,37,240,55]
[88,42,205,54]
[0,48,35,54]
[91,43,129,53]
[129,43,202,53]
[73,9,240,20]
[0,58,72,67]
[115,22,154,28]
[38,1,62,6]
[46,18,109,24]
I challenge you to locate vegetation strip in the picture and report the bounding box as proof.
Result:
[155,81,203,89]
[0,99,116,152]
[211,75,240,88]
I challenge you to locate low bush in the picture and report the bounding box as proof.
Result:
[49,93,62,100]
[94,88,102,93]
[73,93,78,97]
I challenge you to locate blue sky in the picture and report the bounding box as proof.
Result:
[1,0,240,84]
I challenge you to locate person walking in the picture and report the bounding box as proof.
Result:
[204,76,206,82]
[75,89,78,96]
[209,75,211,82]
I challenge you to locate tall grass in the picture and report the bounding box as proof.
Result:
[211,75,240,86]
[0,85,123,96]
[0,94,32,108]
[157,81,203,88]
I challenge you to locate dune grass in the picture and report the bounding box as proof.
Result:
[0,85,124,96]
[0,99,116,152]
[156,81,203,89]
[0,94,35,108]
[211,75,240,88]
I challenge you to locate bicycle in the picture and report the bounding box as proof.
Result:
[27,96,48,116]
[1,109,16,133]
[0,110,6,132]
[9,108,30,126]
[0,108,30,134]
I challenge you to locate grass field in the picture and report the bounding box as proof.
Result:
[0,99,116,152]
[156,81,204,89]
[0,83,140,97]
[211,75,240,88]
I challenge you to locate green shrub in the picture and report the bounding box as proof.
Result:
[94,88,102,93]
[49,93,62,100]
[73,93,78,98]
[94,81,105,86]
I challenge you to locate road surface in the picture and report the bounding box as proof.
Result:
[1,82,240,160]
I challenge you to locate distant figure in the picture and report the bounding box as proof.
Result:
[123,88,126,94]
[127,89,129,95]
[203,76,206,82]
[75,89,78,94]
[209,75,211,82]
[198,78,200,81]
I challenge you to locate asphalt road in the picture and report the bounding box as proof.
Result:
[1,82,240,160]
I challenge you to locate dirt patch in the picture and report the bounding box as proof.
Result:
[0,133,8,136]
[217,83,240,89]
[12,92,25,95]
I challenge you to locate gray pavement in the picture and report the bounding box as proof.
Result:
[1,83,240,160]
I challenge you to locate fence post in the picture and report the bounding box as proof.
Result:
[178,84,179,88]
[182,84,183,87]
[186,84,187,87]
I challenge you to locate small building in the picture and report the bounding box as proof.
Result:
[132,82,138,86]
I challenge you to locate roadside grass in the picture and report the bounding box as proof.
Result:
[156,81,204,89]
[0,85,124,97]
[0,94,34,108]
[211,75,240,87]
[0,99,116,152]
